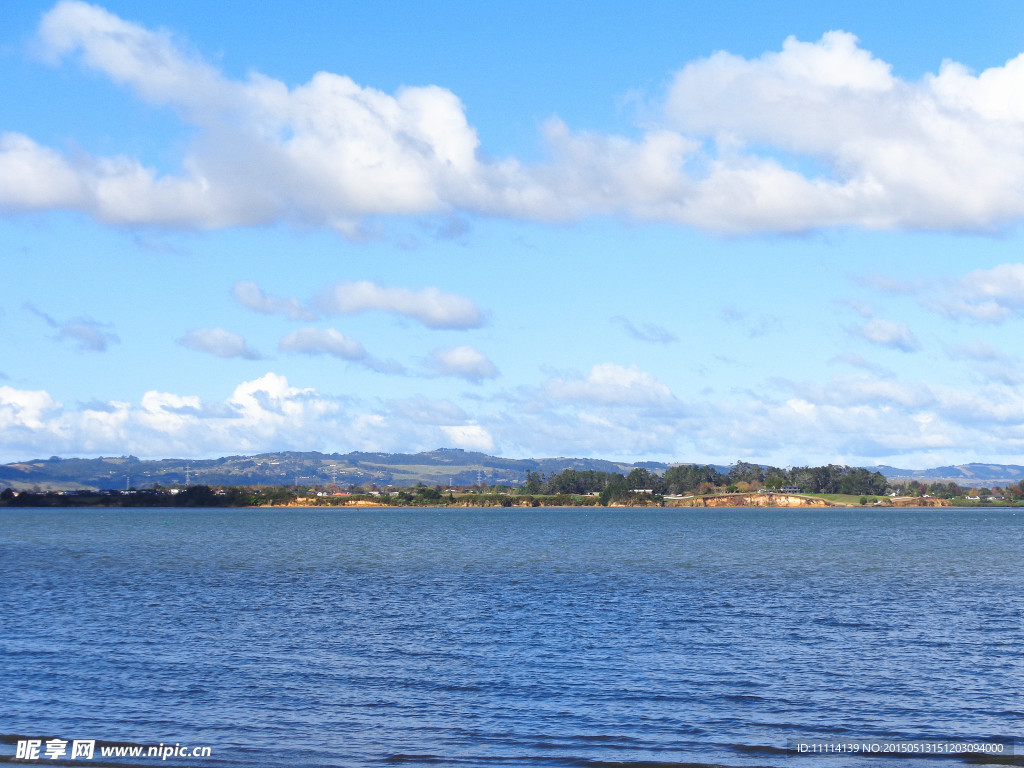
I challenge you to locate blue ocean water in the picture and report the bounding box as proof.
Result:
[1,506,1020,768]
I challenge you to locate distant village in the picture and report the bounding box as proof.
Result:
[1,461,1018,508]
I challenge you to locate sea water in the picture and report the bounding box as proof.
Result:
[1,506,1020,767]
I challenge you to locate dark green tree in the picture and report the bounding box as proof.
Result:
[663,464,724,494]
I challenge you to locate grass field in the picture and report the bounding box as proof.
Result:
[801,493,884,505]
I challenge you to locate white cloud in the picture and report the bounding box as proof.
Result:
[9,364,1024,467]
[612,316,678,344]
[934,263,1024,322]
[944,341,1024,385]
[11,0,485,232]
[233,281,316,321]
[663,31,1024,232]
[179,327,262,360]
[786,374,934,410]
[0,385,60,430]
[488,403,686,459]
[0,375,493,461]
[425,345,498,382]
[4,8,1024,234]
[318,281,485,329]
[279,328,365,360]
[38,0,224,108]
[138,390,204,435]
[278,327,404,373]
[0,130,223,227]
[945,339,1005,361]
[854,318,921,352]
[0,133,88,211]
[229,372,333,423]
[975,362,1024,386]
[544,363,675,407]
[0,374,353,459]
[25,303,119,352]
[57,320,118,352]
[439,424,494,452]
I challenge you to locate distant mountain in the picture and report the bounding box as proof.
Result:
[871,463,1024,487]
[0,449,672,491]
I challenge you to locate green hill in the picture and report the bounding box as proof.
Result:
[0,450,671,491]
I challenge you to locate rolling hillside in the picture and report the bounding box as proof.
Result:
[3,451,1020,491]
[0,449,672,491]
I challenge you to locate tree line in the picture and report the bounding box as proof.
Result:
[520,461,889,503]
[8,464,1019,508]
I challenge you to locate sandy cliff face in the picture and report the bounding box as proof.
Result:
[668,493,831,508]
[888,496,952,507]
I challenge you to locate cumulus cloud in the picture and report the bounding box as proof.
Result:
[279,327,365,360]
[4,6,1024,234]
[9,364,1024,467]
[785,373,934,410]
[25,303,119,352]
[318,281,485,329]
[854,318,921,352]
[233,281,316,321]
[143,374,343,455]
[439,424,494,452]
[142,374,343,455]
[773,374,1024,457]
[179,327,262,359]
[663,31,1024,232]
[544,363,675,407]
[0,373,493,461]
[0,385,60,431]
[425,345,498,382]
[7,0,486,233]
[933,263,1024,322]
[496,365,1024,464]
[278,327,404,374]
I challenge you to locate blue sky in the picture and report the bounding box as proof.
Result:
[3,1,1024,468]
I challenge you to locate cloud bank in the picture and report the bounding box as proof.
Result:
[5,358,1024,466]
[0,374,490,460]
[4,4,1024,234]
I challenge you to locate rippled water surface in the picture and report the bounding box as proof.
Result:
[1,507,1021,767]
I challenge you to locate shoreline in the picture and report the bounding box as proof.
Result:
[0,495,967,510]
